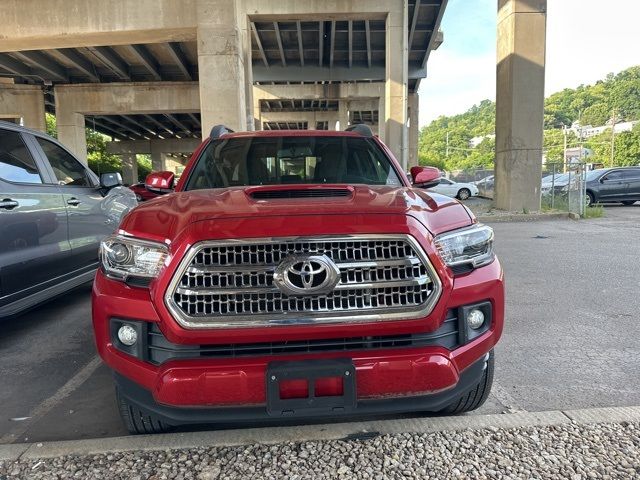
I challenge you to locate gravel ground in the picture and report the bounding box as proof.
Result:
[1,422,639,480]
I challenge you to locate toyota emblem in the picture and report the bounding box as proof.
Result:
[273,254,340,296]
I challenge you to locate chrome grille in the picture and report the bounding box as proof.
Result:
[165,236,442,329]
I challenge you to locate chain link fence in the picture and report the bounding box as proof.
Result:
[447,164,588,216]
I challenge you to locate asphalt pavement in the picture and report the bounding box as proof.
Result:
[1,204,639,444]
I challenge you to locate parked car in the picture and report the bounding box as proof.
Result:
[585,167,640,206]
[0,121,137,318]
[427,177,479,200]
[129,182,160,202]
[93,124,504,434]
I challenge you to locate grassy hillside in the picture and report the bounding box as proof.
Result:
[419,65,640,171]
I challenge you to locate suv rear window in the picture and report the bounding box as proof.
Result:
[184,136,401,190]
[0,129,43,184]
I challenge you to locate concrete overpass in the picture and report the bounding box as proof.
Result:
[0,0,547,211]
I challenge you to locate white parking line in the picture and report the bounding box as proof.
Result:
[0,356,102,444]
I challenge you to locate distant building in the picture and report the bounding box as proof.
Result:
[570,120,638,139]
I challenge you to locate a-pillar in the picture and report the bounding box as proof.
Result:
[495,0,546,211]
[121,154,138,185]
[0,84,46,132]
[196,0,251,135]
[338,101,349,131]
[408,93,419,168]
[55,109,87,164]
[384,5,408,169]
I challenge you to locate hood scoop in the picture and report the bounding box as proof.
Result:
[249,187,353,200]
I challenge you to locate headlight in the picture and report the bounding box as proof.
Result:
[434,224,494,268]
[100,235,169,281]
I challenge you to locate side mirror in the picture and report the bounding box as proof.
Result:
[100,172,122,189]
[410,166,441,189]
[145,171,175,194]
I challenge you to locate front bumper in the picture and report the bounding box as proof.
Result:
[113,352,490,426]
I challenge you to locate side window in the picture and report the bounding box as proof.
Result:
[603,171,623,182]
[0,129,43,184]
[621,169,640,181]
[36,138,92,187]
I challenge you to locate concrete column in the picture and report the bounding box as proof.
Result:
[384,6,408,168]
[338,101,349,131]
[378,96,386,143]
[0,85,46,132]
[408,92,419,168]
[495,0,547,211]
[121,154,138,185]
[56,112,88,164]
[151,151,168,172]
[197,0,249,135]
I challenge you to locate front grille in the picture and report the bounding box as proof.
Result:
[250,189,351,199]
[165,235,441,328]
[147,311,459,364]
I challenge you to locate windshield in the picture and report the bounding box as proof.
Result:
[183,136,402,190]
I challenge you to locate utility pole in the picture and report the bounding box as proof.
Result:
[562,125,567,173]
[610,108,616,167]
[445,131,450,157]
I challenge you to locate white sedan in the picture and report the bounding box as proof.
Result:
[427,178,479,200]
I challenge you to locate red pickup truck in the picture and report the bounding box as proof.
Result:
[92,125,504,434]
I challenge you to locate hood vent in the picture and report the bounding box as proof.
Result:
[250,188,352,200]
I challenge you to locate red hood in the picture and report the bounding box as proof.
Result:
[118,185,474,243]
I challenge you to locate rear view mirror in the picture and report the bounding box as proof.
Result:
[100,172,122,189]
[410,166,441,189]
[145,171,175,194]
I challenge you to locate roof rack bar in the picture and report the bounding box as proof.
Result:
[209,124,234,140]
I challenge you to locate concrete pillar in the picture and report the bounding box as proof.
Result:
[378,96,386,142]
[495,0,547,211]
[0,85,46,132]
[384,6,408,168]
[197,0,249,135]
[121,154,138,185]
[338,101,349,131]
[408,93,419,168]
[151,151,168,172]
[56,112,88,164]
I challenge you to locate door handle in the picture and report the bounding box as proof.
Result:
[0,198,19,210]
[67,198,81,206]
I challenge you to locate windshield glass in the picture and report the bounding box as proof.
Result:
[183,136,402,190]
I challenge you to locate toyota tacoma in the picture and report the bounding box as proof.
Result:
[93,124,504,434]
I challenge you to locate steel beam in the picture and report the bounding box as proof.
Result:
[12,51,68,82]
[408,0,421,50]
[251,23,269,67]
[296,21,304,66]
[56,48,100,82]
[273,22,286,67]
[166,43,192,80]
[128,45,162,81]
[253,65,426,82]
[89,47,130,81]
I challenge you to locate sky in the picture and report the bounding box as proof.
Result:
[418,0,640,126]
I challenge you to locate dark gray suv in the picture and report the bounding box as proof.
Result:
[0,121,137,317]
[585,167,640,206]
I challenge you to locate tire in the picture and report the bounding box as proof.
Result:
[457,188,471,201]
[135,194,143,202]
[440,350,494,414]
[586,192,594,207]
[621,200,636,206]
[116,388,171,434]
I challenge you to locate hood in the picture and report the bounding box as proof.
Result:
[119,185,474,243]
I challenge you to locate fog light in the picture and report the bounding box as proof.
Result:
[117,325,138,346]
[467,309,485,330]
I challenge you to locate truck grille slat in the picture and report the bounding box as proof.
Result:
[165,235,442,328]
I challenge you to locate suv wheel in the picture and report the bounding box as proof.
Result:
[586,192,594,207]
[457,188,471,200]
[621,200,636,206]
[440,350,494,414]
[117,389,171,434]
